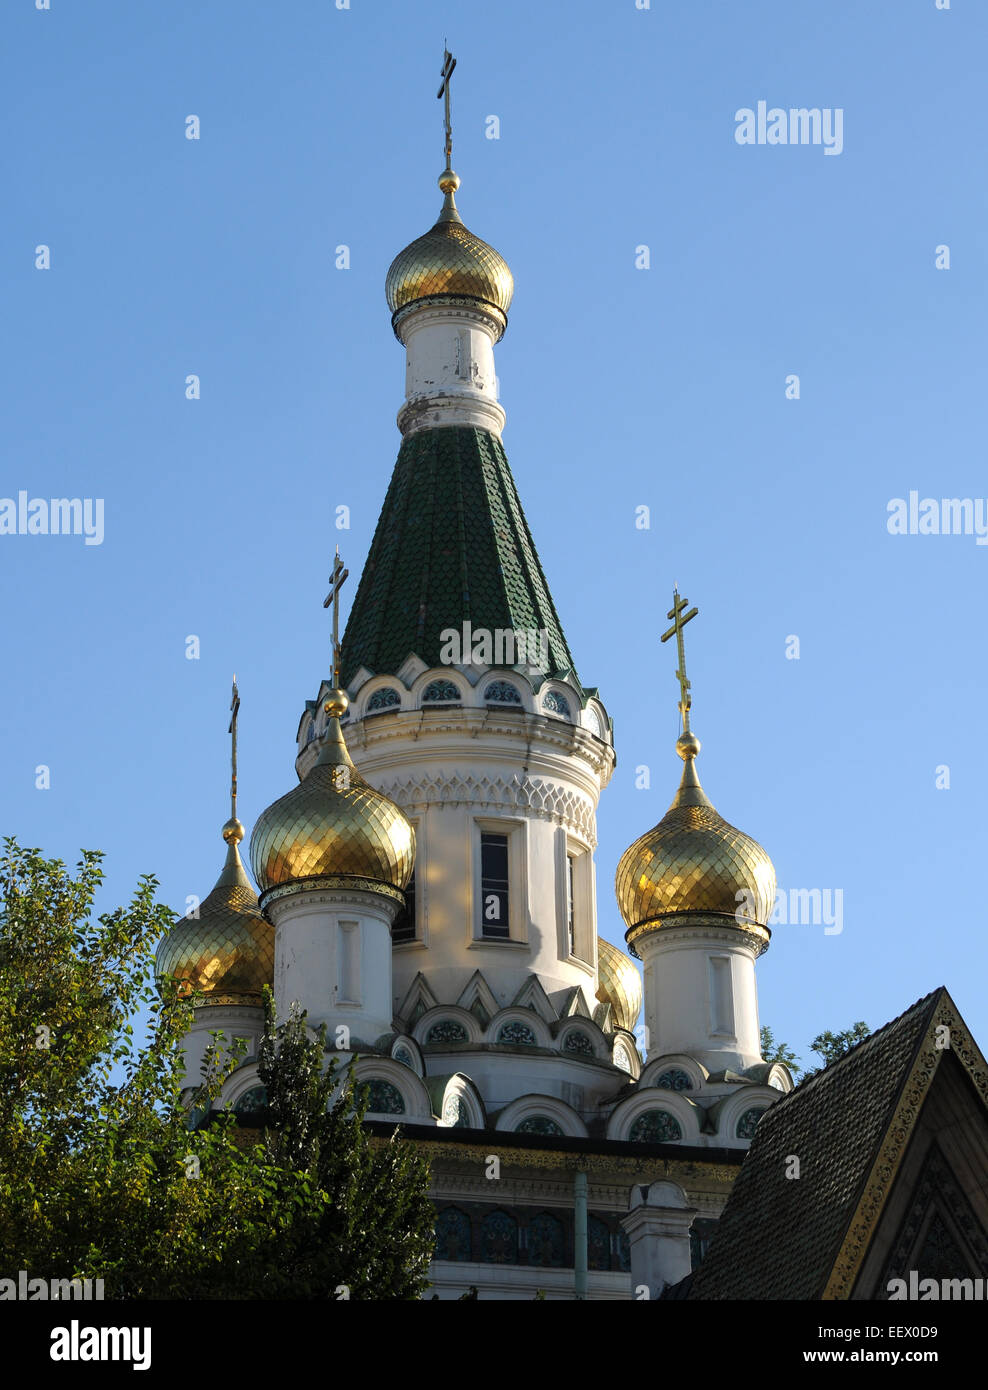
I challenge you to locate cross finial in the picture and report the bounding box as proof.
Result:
[227,675,241,823]
[323,547,349,689]
[437,46,457,174]
[659,586,699,733]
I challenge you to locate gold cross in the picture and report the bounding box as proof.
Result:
[437,47,457,170]
[228,675,240,821]
[660,587,699,732]
[323,547,349,688]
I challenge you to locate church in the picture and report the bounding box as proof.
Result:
[155,56,988,1301]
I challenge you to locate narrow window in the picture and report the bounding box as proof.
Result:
[567,854,576,956]
[708,955,733,1036]
[392,870,416,942]
[338,921,360,1003]
[480,833,510,938]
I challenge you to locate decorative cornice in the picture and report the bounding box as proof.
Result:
[822,991,988,1299]
[374,769,599,844]
[398,1135,742,1184]
[259,875,405,913]
[626,915,770,960]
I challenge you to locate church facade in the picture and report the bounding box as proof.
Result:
[155,62,988,1299]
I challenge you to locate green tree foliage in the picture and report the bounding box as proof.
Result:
[759,1025,802,1079]
[0,840,434,1298]
[809,1022,871,1068]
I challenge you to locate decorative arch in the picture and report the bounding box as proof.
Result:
[639,1053,708,1093]
[540,688,572,720]
[611,1038,641,1080]
[415,1005,482,1047]
[351,1057,433,1122]
[495,1094,588,1138]
[606,1089,701,1145]
[712,1085,780,1146]
[421,677,462,704]
[483,679,522,705]
[487,1009,553,1051]
[390,1034,424,1077]
[365,685,403,715]
[439,1073,486,1130]
[556,1018,608,1062]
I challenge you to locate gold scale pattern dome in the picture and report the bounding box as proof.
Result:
[385,169,514,326]
[156,820,274,1007]
[250,692,415,898]
[616,732,776,955]
[595,935,643,1034]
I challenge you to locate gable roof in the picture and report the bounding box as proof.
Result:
[689,987,988,1300]
[339,426,577,688]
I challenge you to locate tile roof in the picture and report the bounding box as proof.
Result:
[339,427,577,688]
[689,988,951,1300]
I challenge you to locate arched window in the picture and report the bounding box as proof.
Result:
[563,1031,595,1058]
[528,1212,565,1267]
[363,1080,405,1115]
[435,1207,472,1262]
[305,719,317,745]
[515,1115,563,1136]
[588,1216,611,1271]
[482,1210,518,1264]
[367,687,401,713]
[654,1068,693,1092]
[629,1109,682,1143]
[393,1045,414,1069]
[442,1094,471,1128]
[483,680,521,704]
[425,1019,468,1044]
[585,706,603,738]
[497,1021,538,1047]
[422,679,460,703]
[613,1045,634,1075]
[736,1107,765,1139]
[542,690,571,718]
[233,1085,267,1118]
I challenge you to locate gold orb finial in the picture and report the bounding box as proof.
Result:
[438,166,460,194]
[222,816,245,844]
[324,689,349,718]
[676,731,701,762]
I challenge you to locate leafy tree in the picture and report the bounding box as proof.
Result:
[0,839,434,1298]
[809,1022,871,1069]
[759,1025,802,1079]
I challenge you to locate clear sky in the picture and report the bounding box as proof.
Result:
[4,0,985,1069]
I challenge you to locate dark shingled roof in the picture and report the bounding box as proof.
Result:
[689,988,946,1300]
[339,427,577,689]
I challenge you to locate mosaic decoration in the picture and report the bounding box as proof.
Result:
[422,679,460,703]
[483,680,521,703]
[735,1107,764,1140]
[563,1031,595,1057]
[367,687,401,712]
[542,690,571,718]
[516,1116,563,1136]
[629,1109,683,1143]
[435,1207,472,1262]
[233,1085,268,1117]
[442,1094,471,1128]
[497,1021,538,1047]
[588,1216,611,1271]
[364,1080,405,1115]
[482,1210,518,1264]
[613,1046,634,1074]
[655,1068,693,1092]
[528,1212,565,1267]
[426,1019,469,1044]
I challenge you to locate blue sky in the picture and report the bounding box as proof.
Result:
[3,0,985,1069]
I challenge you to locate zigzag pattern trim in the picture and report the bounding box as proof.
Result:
[376,771,597,844]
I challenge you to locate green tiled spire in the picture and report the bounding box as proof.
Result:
[340,427,577,688]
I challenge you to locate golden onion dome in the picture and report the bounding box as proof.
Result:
[156,818,274,1007]
[616,731,776,956]
[250,690,415,900]
[385,167,514,332]
[596,936,643,1034]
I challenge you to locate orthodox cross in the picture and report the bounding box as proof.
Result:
[437,47,457,169]
[323,547,349,688]
[228,676,240,821]
[660,587,699,733]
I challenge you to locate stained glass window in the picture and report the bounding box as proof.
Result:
[233,1085,267,1117]
[516,1115,563,1136]
[367,687,401,713]
[364,1080,405,1115]
[425,1019,468,1044]
[588,1216,611,1271]
[482,1210,518,1264]
[735,1107,764,1139]
[629,1109,682,1143]
[654,1068,693,1092]
[435,1207,472,1262]
[542,690,571,718]
[497,1020,537,1047]
[422,679,460,703]
[528,1212,565,1267]
[484,680,521,704]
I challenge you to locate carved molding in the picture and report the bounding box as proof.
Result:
[376,771,598,844]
